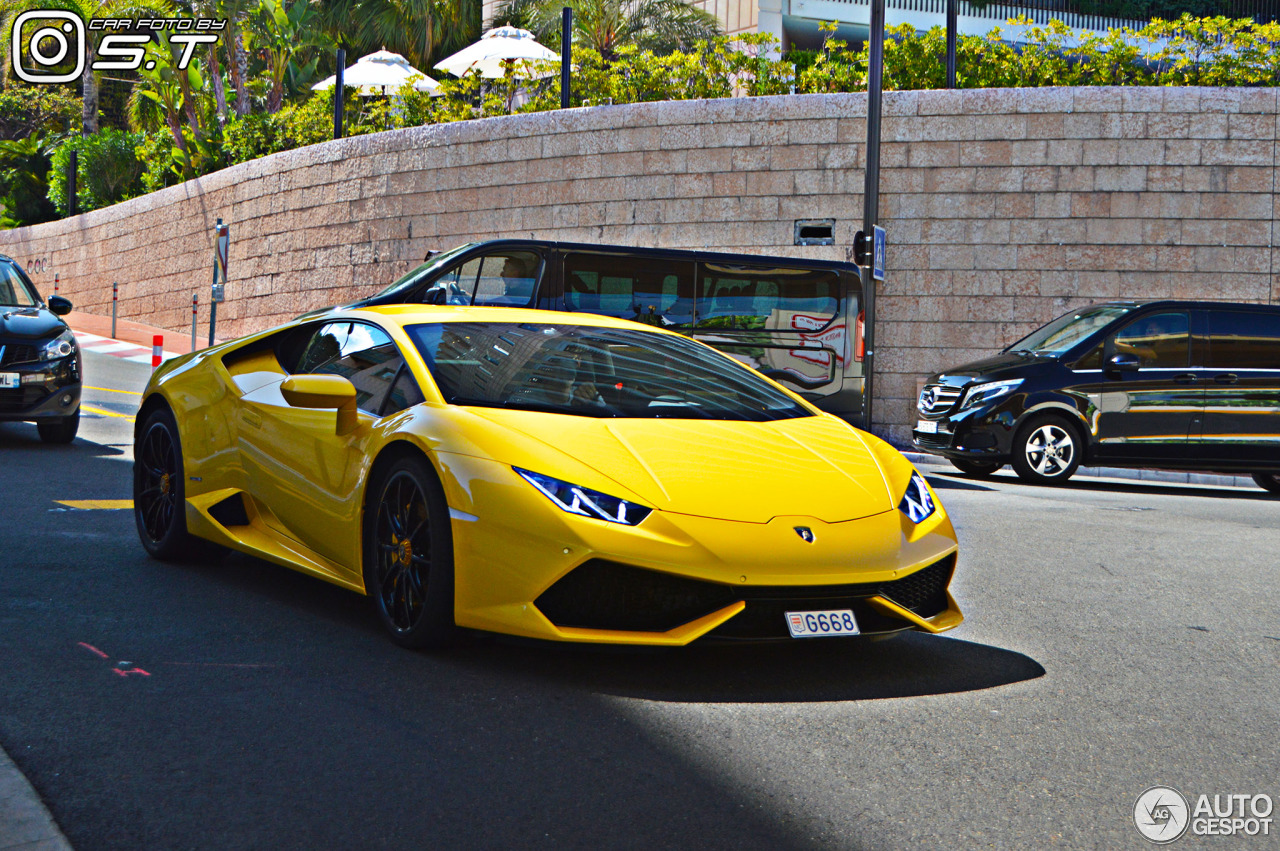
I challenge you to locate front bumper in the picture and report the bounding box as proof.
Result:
[0,355,80,422]
[438,453,963,645]
[912,403,1017,462]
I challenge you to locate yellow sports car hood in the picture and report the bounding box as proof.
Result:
[464,409,893,523]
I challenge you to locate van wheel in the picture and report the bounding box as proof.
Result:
[951,459,1002,478]
[1252,473,1280,494]
[38,409,79,444]
[1011,414,1082,485]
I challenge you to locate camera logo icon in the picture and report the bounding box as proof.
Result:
[12,11,86,84]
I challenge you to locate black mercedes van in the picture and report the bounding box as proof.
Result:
[913,301,1280,492]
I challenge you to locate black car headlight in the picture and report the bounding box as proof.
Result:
[39,329,77,361]
[515,468,653,526]
[899,472,936,524]
[958,378,1022,411]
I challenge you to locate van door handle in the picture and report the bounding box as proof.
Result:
[1173,373,1198,385]
[1213,373,1238,385]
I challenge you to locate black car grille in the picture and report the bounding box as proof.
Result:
[0,344,38,366]
[535,554,957,638]
[918,383,963,416]
[913,433,953,451]
[0,386,48,413]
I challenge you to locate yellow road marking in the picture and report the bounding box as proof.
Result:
[85,385,142,396]
[56,499,133,510]
[82,404,135,421]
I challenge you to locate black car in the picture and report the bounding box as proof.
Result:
[0,256,80,443]
[913,300,1280,493]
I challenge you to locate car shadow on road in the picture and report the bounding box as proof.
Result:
[922,474,994,491]
[446,631,1045,704]
[934,470,1277,501]
[0,422,126,456]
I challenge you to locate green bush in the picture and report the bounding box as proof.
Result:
[47,129,145,216]
[0,84,80,142]
[0,135,59,228]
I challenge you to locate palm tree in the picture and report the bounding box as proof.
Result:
[317,0,480,74]
[493,0,719,60]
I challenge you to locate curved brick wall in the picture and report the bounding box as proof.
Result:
[2,87,1277,441]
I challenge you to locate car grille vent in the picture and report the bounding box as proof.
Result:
[0,344,38,366]
[918,383,963,416]
[0,386,46,413]
[536,554,957,638]
[208,492,250,528]
[913,433,953,451]
[879,553,954,616]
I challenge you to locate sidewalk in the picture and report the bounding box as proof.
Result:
[0,747,72,851]
[904,450,1259,490]
[65,311,223,357]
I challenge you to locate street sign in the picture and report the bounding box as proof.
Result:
[214,222,230,285]
[872,225,886,282]
[211,283,225,303]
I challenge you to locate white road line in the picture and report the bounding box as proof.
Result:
[83,342,147,354]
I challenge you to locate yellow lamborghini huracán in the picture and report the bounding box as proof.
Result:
[134,306,962,648]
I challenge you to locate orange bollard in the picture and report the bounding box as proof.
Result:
[152,335,163,369]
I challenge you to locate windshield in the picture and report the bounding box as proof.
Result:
[0,263,38,307]
[372,243,477,299]
[1005,305,1133,356]
[406,322,814,421]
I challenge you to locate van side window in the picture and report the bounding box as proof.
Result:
[697,265,840,332]
[473,251,542,307]
[563,253,696,328]
[1206,311,1280,370]
[1112,312,1189,368]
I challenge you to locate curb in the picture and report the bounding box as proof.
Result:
[903,451,1259,490]
[0,746,73,851]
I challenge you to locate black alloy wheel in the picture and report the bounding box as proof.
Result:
[364,454,455,649]
[1252,473,1280,494]
[950,458,1002,478]
[134,407,198,559]
[37,408,79,444]
[1010,414,1083,485]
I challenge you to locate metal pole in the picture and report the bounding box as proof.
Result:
[53,272,58,295]
[191,293,198,353]
[334,48,345,139]
[67,150,77,217]
[561,7,572,109]
[861,0,885,434]
[111,282,118,338]
[946,0,957,88]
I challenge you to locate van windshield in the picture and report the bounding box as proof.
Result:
[373,243,476,299]
[1006,306,1132,356]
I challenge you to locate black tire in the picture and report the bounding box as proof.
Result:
[1252,473,1280,494]
[363,453,455,649]
[950,458,1002,478]
[37,408,79,444]
[133,406,201,560]
[1010,414,1083,485]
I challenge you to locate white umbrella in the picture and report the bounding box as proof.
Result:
[313,48,441,96]
[433,25,559,79]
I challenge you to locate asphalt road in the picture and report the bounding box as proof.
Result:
[2,350,1277,850]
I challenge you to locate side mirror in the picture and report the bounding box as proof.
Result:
[47,295,73,316]
[280,374,358,435]
[1106,353,1140,375]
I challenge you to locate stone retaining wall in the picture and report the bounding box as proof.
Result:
[2,87,1277,442]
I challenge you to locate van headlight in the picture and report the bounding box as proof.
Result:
[40,329,77,361]
[515,468,652,525]
[899,472,936,524]
[959,378,1022,411]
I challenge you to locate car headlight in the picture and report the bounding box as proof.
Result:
[39,329,77,361]
[515,468,653,526]
[959,378,1022,411]
[899,471,936,524]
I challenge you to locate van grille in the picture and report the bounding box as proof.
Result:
[918,384,963,416]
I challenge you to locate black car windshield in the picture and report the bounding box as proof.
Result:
[406,322,814,421]
[1005,305,1133,356]
[0,262,38,307]
[373,243,476,299]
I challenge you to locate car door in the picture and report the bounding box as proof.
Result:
[1196,308,1280,466]
[237,321,418,578]
[1090,310,1201,463]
